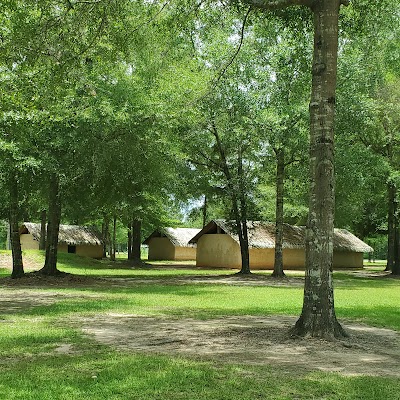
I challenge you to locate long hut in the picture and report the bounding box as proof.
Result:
[143,227,201,261]
[19,222,103,259]
[189,220,373,269]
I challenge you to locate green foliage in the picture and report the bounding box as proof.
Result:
[334,0,400,238]
[1,0,399,270]
[0,221,7,249]
[364,235,388,260]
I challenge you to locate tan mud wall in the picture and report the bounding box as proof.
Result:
[196,234,241,268]
[196,234,363,269]
[281,249,306,269]
[75,244,103,259]
[58,244,69,253]
[20,234,102,259]
[333,251,363,268]
[20,234,39,250]
[248,248,305,269]
[148,237,175,260]
[54,243,103,259]
[174,246,197,261]
[249,248,274,269]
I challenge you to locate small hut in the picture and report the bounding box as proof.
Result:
[143,227,201,261]
[19,222,103,259]
[189,220,373,269]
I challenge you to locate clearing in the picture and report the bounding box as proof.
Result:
[1,271,399,378]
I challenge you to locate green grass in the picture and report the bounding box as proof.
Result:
[3,281,398,329]
[1,352,399,400]
[0,318,81,357]
[2,284,303,319]
[0,251,399,399]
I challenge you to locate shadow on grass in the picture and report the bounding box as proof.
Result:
[333,271,400,289]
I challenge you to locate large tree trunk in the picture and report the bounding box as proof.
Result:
[236,219,251,274]
[291,0,347,339]
[127,221,133,260]
[40,174,62,276]
[39,209,47,251]
[237,145,251,274]
[392,195,400,275]
[202,195,207,227]
[386,181,396,271]
[102,215,110,258]
[131,218,142,265]
[9,171,24,279]
[6,222,11,250]
[272,148,285,278]
[110,215,117,261]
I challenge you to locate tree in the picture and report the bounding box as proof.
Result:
[1,0,171,274]
[236,0,349,338]
[251,21,310,277]
[185,91,261,275]
[335,0,400,273]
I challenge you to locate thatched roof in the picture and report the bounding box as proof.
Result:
[189,220,373,253]
[20,222,103,246]
[143,227,201,248]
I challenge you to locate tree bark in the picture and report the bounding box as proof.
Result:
[237,145,251,274]
[9,171,24,279]
[272,148,286,278]
[237,219,251,274]
[386,181,396,271]
[110,214,117,261]
[40,174,62,276]
[102,215,109,258]
[202,195,207,227]
[6,222,11,250]
[291,0,347,338]
[392,195,400,275]
[127,221,133,260]
[39,209,47,251]
[131,218,142,265]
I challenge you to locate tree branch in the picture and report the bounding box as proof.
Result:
[194,148,223,169]
[285,156,304,166]
[69,0,102,4]
[188,157,220,170]
[210,120,233,182]
[213,6,252,85]
[242,0,313,10]
[130,1,171,35]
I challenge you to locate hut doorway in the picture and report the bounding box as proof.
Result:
[68,245,76,254]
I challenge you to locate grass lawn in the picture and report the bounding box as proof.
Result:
[0,251,399,400]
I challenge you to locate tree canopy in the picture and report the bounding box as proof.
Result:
[1,0,399,337]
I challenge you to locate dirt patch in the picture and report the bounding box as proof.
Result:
[79,314,400,377]
[1,272,105,287]
[0,253,42,271]
[1,271,305,289]
[1,271,399,377]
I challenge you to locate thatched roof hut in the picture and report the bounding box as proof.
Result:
[143,227,201,261]
[190,220,372,269]
[19,222,103,258]
[20,222,103,245]
[189,220,373,252]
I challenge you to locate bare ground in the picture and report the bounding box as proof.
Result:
[1,274,399,378]
[78,314,400,377]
